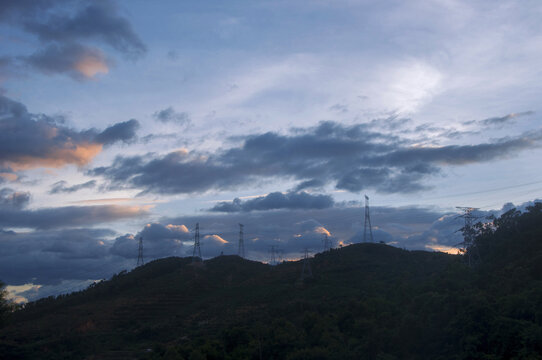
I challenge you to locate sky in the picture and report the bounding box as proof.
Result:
[1,0,542,303]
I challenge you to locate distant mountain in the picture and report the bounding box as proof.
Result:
[1,203,542,359]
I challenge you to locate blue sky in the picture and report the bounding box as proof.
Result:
[1,0,542,302]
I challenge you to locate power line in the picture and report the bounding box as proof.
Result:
[413,179,542,203]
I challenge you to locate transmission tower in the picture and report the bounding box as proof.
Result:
[269,245,278,266]
[300,248,312,280]
[456,207,481,267]
[137,237,144,266]
[323,233,332,252]
[363,195,374,242]
[192,223,202,262]
[238,223,245,258]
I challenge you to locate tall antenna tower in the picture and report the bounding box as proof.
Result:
[456,207,481,267]
[363,195,374,242]
[269,245,278,266]
[323,233,332,252]
[238,223,245,258]
[192,223,202,262]
[300,248,312,280]
[137,237,144,266]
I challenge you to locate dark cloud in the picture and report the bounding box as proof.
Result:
[210,191,334,213]
[1,0,145,80]
[95,119,140,145]
[91,121,542,195]
[111,223,191,259]
[460,111,535,128]
[0,0,65,20]
[23,1,146,59]
[293,179,325,192]
[0,227,126,286]
[0,95,139,173]
[24,43,110,80]
[0,56,13,77]
[152,107,191,126]
[479,111,534,127]
[90,150,244,194]
[0,188,31,209]
[49,180,96,194]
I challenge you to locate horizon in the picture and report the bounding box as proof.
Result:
[1,0,542,302]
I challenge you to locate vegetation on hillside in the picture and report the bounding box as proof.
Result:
[1,203,541,359]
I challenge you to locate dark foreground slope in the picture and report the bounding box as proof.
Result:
[1,204,542,360]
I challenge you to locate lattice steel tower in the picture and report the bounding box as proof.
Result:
[269,245,278,266]
[363,195,374,242]
[456,207,481,267]
[137,237,144,266]
[192,223,202,262]
[238,223,245,258]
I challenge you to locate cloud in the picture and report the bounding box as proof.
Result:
[110,223,191,259]
[0,0,66,20]
[49,180,96,194]
[210,191,334,212]
[0,203,149,230]
[0,95,139,173]
[153,107,191,126]
[478,111,534,127]
[0,227,126,286]
[23,1,146,59]
[293,179,325,192]
[162,204,446,261]
[95,119,140,145]
[91,121,542,195]
[1,0,145,80]
[25,43,110,80]
[0,187,31,209]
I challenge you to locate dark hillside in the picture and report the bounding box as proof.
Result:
[1,203,542,359]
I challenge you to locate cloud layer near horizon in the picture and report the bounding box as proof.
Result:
[0,186,149,230]
[3,198,539,303]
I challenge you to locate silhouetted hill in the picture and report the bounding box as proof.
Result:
[1,203,542,359]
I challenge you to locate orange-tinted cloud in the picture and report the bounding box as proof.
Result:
[0,96,139,175]
[425,243,461,255]
[204,234,229,244]
[0,172,18,181]
[74,53,109,78]
[0,204,150,229]
[166,224,189,233]
[5,142,103,171]
[314,226,331,236]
